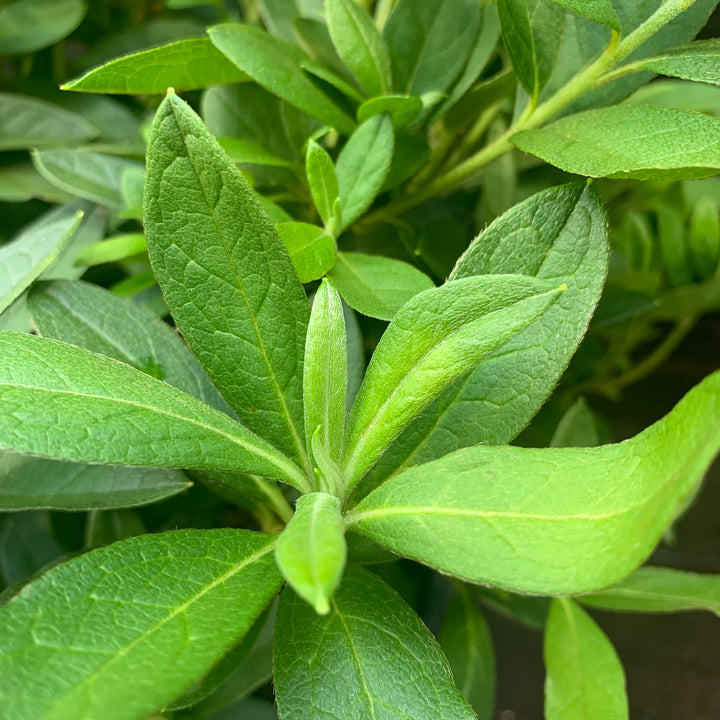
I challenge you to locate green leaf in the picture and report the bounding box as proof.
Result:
[304,280,347,468]
[0,529,283,720]
[341,275,564,492]
[384,0,481,98]
[357,94,423,129]
[439,590,496,720]
[0,94,97,150]
[0,453,190,511]
[550,397,604,448]
[336,114,394,229]
[75,232,147,266]
[0,332,308,491]
[144,92,311,471]
[657,205,694,287]
[544,599,628,720]
[276,222,337,283]
[688,195,720,279]
[275,492,346,615]
[326,0,392,97]
[0,0,85,55]
[548,0,620,29]
[306,139,340,232]
[344,301,364,413]
[473,588,550,631]
[256,0,302,43]
[62,38,249,94]
[217,137,296,168]
[629,39,720,86]
[327,251,434,321]
[0,162,73,203]
[512,105,720,180]
[274,564,476,719]
[348,370,720,594]
[28,279,231,413]
[208,24,355,134]
[579,567,720,615]
[0,209,82,315]
[32,150,144,208]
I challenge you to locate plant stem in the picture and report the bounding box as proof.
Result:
[364,0,701,225]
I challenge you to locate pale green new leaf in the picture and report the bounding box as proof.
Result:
[360,183,608,490]
[336,114,394,229]
[384,0,481,98]
[544,599,628,720]
[32,150,144,208]
[439,590,496,720]
[0,0,85,55]
[275,493,346,615]
[62,38,249,94]
[548,0,620,29]
[0,529,283,720]
[74,233,147,266]
[144,92,310,470]
[0,210,82,315]
[274,565,476,719]
[512,106,720,180]
[326,0,392,97]
[327,251,434,320]
[276,222,337,283]
[579,567,720,615]
[208,24,355,134]
[306,139,340,231]
[0,94,97,151]
[0,454,190,511]
[341,275,564,491]
[348,370,720,594]
[304,280,347,466]
[0,332,307,491]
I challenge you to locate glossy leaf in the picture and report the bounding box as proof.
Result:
[341,275,564,491]
[0,332,308,491]
[275,493,346,614]
[513,105,720,180]
[274,564,475,719]
[32,150,144,208]
[348,370,720,594]
[0,209,82,315]
[0,529,283,720]
[336,114,394,229]
[383,0,481,98]
[579,567,720,615]
[304,280,347,467]
[326,0,392,97]
[62,38,249,94]
[276,222,337,283]
[544,599,628,720]
[208,24,355,134]
[144,92,311,470]
[439,591,496,720]
[306,139,340,232]
[361,184,608,488]
[327,251,434,321]
[0,94,96,151]
[548,0,620,29]
[0,453,190,511]
[0,0,85,55]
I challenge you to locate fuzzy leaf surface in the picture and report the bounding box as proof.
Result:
[306,139,340,231]
[274,564,475,719]
[349,371,720,594]
[144,92,310,470]
[276,222,337,284]
[0,529,282,720]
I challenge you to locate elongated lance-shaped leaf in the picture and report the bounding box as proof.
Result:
[326,0,392,97]
[342,275,564,493]
[548,0,620,29]
[579,567,720,615]
[628,39,720,86]
[0,0,85,55]
[360,183,608,494]
[0,209,82,315]
[0,529,283,720]
[274,564,476,720]
[306,139,340,232]
[144,91,311,473]
[544,599,628,720]
[304,280,347,471]
[0,332,309,492]
[275,492,346,615]
[61,38,249,94]
[348,370,720,594]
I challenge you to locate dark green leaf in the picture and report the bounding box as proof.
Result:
[688,195,720,279]
[550,397,604,447]
[0,0,85,55]
[357,94,423,129]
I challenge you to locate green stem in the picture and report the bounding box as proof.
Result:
[364,0,700,224]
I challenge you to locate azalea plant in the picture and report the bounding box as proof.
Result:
[2,1,720,719]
